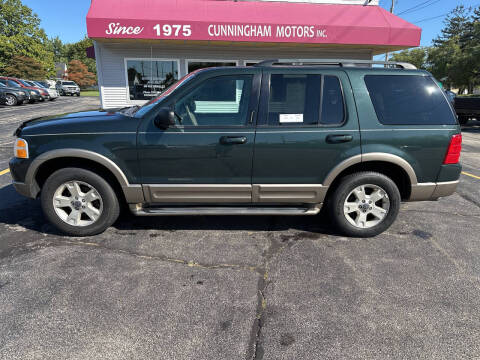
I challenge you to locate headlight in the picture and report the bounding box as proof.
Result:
[14,138,29,159]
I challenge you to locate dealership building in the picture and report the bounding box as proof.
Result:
[86,0,421,109]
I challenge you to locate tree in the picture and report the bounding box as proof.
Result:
[428,5,478,93]
[67,60,96,88]
[389,48,428,70]
[64,36,97,75]
[0,0,54,76]
[4,55,48,79]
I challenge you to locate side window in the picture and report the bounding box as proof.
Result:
[174,75,253,127]
[267,74,321,126]
[321,76,345,125]
[365,75,456,125]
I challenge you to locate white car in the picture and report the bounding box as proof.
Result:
[31,81,59,101]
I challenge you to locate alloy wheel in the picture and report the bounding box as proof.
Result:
[343,184,390,229]
[52,180,103,227]
[5,94,16,106]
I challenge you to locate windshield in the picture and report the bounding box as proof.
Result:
[133,70,201,118]
[0,83,5,88]
[62,81,76,86]
[7,80,20,87]
[19,80,32,86]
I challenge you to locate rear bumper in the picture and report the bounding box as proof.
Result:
[409,180,459,201]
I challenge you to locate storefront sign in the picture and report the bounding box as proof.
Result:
[101,21,328,43]
[87,0,421,47]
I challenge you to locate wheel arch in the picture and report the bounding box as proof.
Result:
[27,149,143,203]
[323,153,417,201]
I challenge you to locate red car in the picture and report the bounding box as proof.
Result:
[0,77,49,102]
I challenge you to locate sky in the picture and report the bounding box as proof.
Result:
[22,0,480,45]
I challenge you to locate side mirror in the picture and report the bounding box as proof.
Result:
[154,107,175,129]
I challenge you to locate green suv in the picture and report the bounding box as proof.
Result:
[9,59,462,237]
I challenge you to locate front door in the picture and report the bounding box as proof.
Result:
[138,69,260,203]
[252,69,361,203]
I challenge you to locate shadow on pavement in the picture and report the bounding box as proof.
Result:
[0,184,338,236]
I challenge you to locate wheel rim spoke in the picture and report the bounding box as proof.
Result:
[53,180,103,227]
[53,195,72,208]
[344,184,390,230]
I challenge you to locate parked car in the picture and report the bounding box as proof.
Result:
[0,82,29,106]
[454,96,480,125]
[0,78,41,103]
[29,80,59,101]
[56,80,80,96]
[19,79,49,101]
[9,59,461,237]
[0,77,48,102]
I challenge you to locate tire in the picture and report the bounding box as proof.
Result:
[4,94,17,106]
[458,116,469,125]
[327,171,401,238]
[76,93,80,97]
[41,168,120,236]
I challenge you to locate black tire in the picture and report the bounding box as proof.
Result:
[327,171,401,238]
[41,168,120,236]
[76,93,80,97]
[4,94,17,106]
[458,116,469,125]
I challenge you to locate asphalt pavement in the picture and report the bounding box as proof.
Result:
[0,100,480,359]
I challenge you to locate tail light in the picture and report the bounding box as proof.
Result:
[443,134,462,164]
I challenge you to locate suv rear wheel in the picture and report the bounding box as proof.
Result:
[41,168,120,236]
[327,172,401,238]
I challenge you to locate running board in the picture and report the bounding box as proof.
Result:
[129,204,322,216]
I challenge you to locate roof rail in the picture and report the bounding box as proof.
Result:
[254,59,417,70]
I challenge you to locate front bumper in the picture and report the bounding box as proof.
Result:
[9,157,38,199]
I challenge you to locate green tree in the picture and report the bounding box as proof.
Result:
[429,5,477,93]
[64,36,97,75]
[389,48,428,70]
[4,55,48,79]
[0,0,54,76]
[49,36,67,63]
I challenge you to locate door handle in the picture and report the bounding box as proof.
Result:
[220,136,248,145]
[326,134,353,144]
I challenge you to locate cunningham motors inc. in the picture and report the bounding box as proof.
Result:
[207,24,327,39]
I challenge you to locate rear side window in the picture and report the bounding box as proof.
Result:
[365,75,456,125]
[321,75,344,125]
[267,74,344,126]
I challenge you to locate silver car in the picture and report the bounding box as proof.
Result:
[56,80,80,96]
[30,81,59,101]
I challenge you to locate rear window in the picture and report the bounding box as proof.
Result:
[365,75,456,125]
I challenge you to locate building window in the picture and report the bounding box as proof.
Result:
[126,59,179,101]
[187,61,237,73]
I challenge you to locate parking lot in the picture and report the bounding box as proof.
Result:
[1,100,480,359]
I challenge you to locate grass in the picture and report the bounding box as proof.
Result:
[80,90,100,97]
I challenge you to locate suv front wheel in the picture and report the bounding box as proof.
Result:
[41,168,120,236]
[328,172,401,238]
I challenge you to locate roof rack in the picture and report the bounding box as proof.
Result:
[254,59,417,70]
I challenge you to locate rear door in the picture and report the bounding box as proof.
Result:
[252,68,361,203]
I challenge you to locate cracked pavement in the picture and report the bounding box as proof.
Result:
[1,103,480,359]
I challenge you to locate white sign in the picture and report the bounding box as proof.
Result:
[279,114,304,123]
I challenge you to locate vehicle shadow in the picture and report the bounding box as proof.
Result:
[0,184,338,236]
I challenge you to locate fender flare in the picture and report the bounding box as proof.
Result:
[323,152,418,186]
[25,149,144,203]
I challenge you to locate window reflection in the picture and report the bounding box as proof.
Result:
[127,60,178,100]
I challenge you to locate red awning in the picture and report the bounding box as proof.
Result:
[87,0,421,48]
